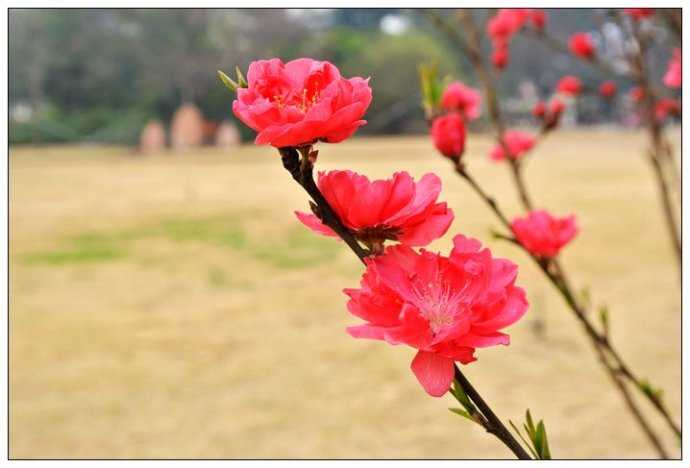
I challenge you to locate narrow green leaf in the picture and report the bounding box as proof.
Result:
[449,407,474,422]
[451,381,477,414]
[638,378,664,401]
[534,421,546,458]
[217,70,239,92]
[509,420,538,459]
[539,421,552,459]
[417,62,442,116]
[235,65,248,88]
[599,305,609,335]
[525,409,537,438]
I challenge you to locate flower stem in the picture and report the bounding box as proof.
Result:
[279,147,369,263]
[628,21,681,271]
[454,365,532,459]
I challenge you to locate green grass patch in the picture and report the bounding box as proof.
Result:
[156,218,246,249]
[250,228,339,269]
[22,233,127,265]
[19,214,337,270]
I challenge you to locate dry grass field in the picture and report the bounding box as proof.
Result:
[9,129,681,459]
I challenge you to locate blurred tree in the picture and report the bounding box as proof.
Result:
[9,8,675,144]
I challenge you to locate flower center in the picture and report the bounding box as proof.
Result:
[271,86,322,113]
[410,277,466,335]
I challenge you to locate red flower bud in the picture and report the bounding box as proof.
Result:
[599,81,617,98]
[629,86,645,102]
[556,75,582,96]
[569,32,596,60]
[529,10,546,30]
[489,130,536,162]
[532,101,546,118]
[655,98,681,121]
[441,82,482,121]
[492,44,510,70]
[624,8,655,21]
[431,113,467,160]
[663,48,681,89]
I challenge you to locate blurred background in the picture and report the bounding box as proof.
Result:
[9,8,680,144]
[9,8,681,459]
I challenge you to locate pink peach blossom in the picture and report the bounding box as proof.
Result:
[629,86,646,102]
[345,235,528,396]
[655,98,681,121]
[489,130,536,161]
[532,101,546,118]
[511,210,578,258]
[569,33,596,60]
[296,170,454,248]
[663,48,681,89]
[624,8,655,20]
[232,58,372,148]
[556,75,583,96]
[431,113,467,160]
[487,9,527,43]
[529,10,546,30]
[599,81,617,98]
[441,82,482,121]
[492,44,510,70]
[549,99,566,116]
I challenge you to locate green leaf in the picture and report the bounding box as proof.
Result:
[217,70,239,92]
[599,305,609,335]
[534,421,546,458]
[638,378,664,401]
[417,62,442,117]
[525,409,537,438]
[450,381,477,415]
[449,407,474,422]
[538,421,552,459]
[509,420,538,459]
[235,65,248,88]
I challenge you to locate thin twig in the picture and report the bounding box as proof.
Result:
[628,21,682,268]
[454,365,532,459]
[520,11,681,269]
[279,147,369,263]
[426,9,679,456]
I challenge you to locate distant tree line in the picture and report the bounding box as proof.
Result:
[9,9,674,145]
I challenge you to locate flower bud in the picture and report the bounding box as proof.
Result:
[431,113,467,160]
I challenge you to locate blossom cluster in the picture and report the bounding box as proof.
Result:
[487,9,546,70]
[231,58,529,397]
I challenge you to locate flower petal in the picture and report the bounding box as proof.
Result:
[294,211,338,237]
[410,350,455,397]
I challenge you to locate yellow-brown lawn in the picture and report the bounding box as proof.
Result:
[10,129,680,458]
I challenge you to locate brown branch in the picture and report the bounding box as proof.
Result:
[455,10,534,211]
[279,147,369,263]
[454,365,532,459]
[519,11,680,270]
[459,161,677,456]
[628,22,682,269]
[427,9,679,456]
